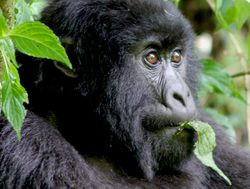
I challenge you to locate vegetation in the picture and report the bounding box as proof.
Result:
[0,0,70,139]
[179,121,231,185]
[178,0,250,145]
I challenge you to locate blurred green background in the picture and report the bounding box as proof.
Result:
[178,0,250,146]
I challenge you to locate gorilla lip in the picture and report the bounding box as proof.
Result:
[142,115,186,132]
[141,105,195,132]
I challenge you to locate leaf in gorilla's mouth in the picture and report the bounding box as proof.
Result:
[177,121,232,186]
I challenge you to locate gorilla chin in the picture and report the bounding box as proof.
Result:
[150,123,195,172]
[137,104,196,180]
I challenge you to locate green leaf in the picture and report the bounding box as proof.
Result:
[172,0,180,6]
[0,38,18,67]
[0,46,28,140]
[180,121,232,185]
[29,0,47,20]
[223,6,236,28]
[232,0,250,30]
[217,0,250,30]
[214,0,230,30]
[15,0,34,26]
[0,9,8,37]
[2,73,27,140]
[199,59,245,102]
[10,22,71,69]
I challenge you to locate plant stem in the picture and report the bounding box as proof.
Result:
[206,0,215,10]
[228,33,250,145]
[231,71,250,78]
[0,0,15,30]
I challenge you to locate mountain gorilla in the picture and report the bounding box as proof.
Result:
[0,0,250,188]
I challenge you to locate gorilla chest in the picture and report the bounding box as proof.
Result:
[85,157,206,189]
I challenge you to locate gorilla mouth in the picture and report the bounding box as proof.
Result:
[139,101,197,133]
[142,116,182,131]
[141,109,193,133]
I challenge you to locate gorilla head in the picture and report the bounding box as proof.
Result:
[21,0,200,181]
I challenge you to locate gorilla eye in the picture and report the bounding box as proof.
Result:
[170,50,182,64]
[145,52,159,65]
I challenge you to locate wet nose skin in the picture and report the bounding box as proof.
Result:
[165,85,196,121]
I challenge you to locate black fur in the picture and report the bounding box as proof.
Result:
[1,0,250,188]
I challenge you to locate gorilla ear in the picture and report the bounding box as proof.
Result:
[54,61,78,78]
[61,37,74,48]
[54,37,78,78]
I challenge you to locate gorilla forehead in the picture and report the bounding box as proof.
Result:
[45,0,192,47]
[83,0,193,46]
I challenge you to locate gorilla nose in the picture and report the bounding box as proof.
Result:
[164,86,196,121]
[173,92,186,107]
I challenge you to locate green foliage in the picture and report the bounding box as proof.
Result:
[179,121,231,185]
[0,10,8,37]
[198,0,250,144]
[29,0,47,20]
[0,0,71,138]
[172,0,180,6]
[199,59,244,101]
[204,108,236,143]
[217,0,250,30]
[2,53,28,140]
[0,37,28,140]
[10,22,71,68]
[1,38,17,67]
[15,0,33,26]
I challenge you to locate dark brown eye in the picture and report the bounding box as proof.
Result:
[171,50,182,64]
[145,52,159,65]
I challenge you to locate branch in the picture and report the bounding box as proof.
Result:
[206,0,215,10]
[232,71,250,78]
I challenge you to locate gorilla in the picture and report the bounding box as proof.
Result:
[0,0,250,188]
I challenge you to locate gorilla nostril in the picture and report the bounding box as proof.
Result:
[173,93,186,107]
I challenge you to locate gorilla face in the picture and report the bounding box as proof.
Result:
[89,1,198,180]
